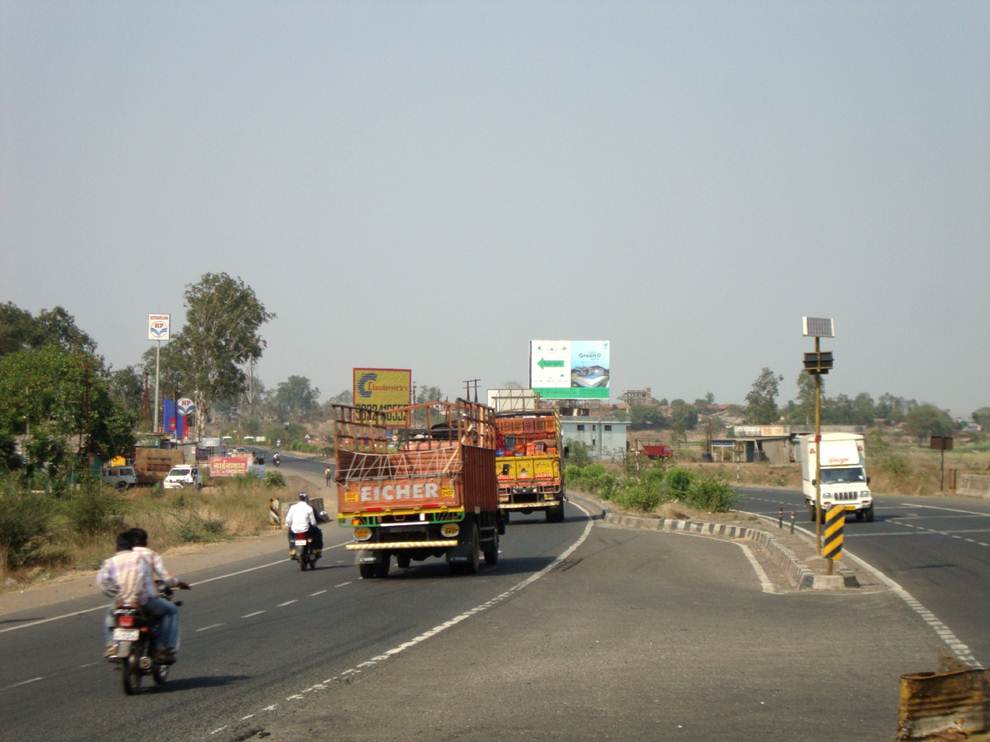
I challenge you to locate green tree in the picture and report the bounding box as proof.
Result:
[787,372,820,425]
[0,302,98,358]
[416,385,443,403]
[972,407,990,430]
[108,366,145,422]
[175,273,274,439]
[630,403,668,427]
[0,346,134,473]
[744,368,783,424]
[669,399,698,442]
[272,375,321,421]
[905,404,955,443]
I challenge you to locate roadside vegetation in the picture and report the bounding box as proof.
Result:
[567,461,737,515]
[0,472,309,587]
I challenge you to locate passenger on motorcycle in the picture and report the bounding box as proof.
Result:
[97,531,150,658]
[128,528,190,662]
[284,492,323,555]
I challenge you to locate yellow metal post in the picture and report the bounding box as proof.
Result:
[814,336,822,555]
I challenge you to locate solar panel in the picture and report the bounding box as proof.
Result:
[802,316,835,338]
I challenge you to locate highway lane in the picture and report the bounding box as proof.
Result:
[736,487,990,667]
[0,499,588,742]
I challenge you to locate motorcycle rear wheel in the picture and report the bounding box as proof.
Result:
[122,653,142,695]
[152,664,169,686]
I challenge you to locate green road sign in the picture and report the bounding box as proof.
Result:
[537,358,565,369]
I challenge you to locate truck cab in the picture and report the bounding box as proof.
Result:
[797,433,874,522]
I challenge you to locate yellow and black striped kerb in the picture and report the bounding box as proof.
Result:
[822,505,846,560]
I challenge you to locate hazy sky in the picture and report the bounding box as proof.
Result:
[2,2,988,416]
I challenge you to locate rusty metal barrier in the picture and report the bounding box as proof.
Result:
[898,667,990,740]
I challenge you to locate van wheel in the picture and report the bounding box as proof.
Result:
[855,510,864,522]
[865,506,875,522]
[808,505,817,522]
[116,481,128,492]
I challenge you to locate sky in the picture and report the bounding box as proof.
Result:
[2,2,988,417]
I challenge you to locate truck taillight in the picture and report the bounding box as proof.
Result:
[441,523,460,538]
[350,517,363,527]
[354,527,372,541]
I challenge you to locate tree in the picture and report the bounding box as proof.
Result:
[108,366,145,422]
[787,372,820,425]
[669,399,698,442]
[416,385,443,403]
[272,375,321,421]
[744,368,783,424]
[0,302,97,358]
[630,403,668,427]
[905,404,955,443]
[0,346,134,473]
[175,273,274,439]
[972,407,990,430]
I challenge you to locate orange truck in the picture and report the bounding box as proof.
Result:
[495,410,565,522]
[333,400,504,578]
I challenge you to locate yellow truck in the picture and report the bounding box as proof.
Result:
[495,410,565,522]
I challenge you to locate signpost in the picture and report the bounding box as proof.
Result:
[802,316,835,555]
[930,436,954,492]
[147,314,170,433]
[822,505,847,570]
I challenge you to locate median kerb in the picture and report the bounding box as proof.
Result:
[585,501,859,591]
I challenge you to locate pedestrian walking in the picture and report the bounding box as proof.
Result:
[324,466,332,487]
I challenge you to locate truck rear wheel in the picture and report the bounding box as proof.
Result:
[359,562,376,579]
[373,553,390,578]
[546,502,564,523]
[465,525,480,574]
[483,531,499,566]
[396,553,411,569]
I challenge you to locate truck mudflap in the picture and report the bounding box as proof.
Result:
[346,540,454,550]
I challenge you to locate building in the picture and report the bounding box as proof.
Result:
[621,388,654,406]
[560,417,630,460]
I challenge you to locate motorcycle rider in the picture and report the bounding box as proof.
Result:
[97,531,141,657]
[284,492,323,557]
[272,450,281,467]
[128,528,190,663]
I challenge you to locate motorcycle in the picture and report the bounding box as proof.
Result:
[108,585,184,695]
[290,530,320,571]
[272,452,281,467]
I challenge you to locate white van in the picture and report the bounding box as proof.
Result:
[163,465,203,490]
[102,466,138,491]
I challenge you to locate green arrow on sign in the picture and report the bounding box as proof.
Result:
[538,358,565,369]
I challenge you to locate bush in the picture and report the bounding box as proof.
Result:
[63,481,124,536]
[666,468,694,497]
[567,441,591,467]
[0,480,54,568]
[596,472,619,500]
[263,470,286,488]
[176,514,226,543]
[613,483,660,512]
[683,475,737,512]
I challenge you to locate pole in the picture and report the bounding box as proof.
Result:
[153,339,161,434]
[940,448,945,492]
[814,336,823,555]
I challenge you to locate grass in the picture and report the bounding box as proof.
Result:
[0,472,316,586]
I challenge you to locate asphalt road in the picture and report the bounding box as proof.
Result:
[736,486,990,667]
[0,476,587,742]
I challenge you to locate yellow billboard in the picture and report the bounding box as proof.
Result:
[352,368,412,426]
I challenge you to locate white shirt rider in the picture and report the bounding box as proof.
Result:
[285,499,317,534]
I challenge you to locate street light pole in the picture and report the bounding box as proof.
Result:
[814,336,822,553]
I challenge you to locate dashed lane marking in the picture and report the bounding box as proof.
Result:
[309,590,327,596]
[900,503,990,518]
[334,581,352,588]
[277,600,298,607]
[212,502,596,735]
[196,623,224,632]
[1,676,44,692]
[241,610,265,618]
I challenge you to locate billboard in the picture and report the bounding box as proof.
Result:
[148,314,170,341]
[530,340,610,400]
[208,455,251,478]
[352,368,412,426]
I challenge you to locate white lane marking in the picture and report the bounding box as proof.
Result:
[900,503,990,518]
[240,714,254,721]
[78,661,99,668]
[241,610,266,618]
[746,510,984,669]
[0,543,352,635]
[219,502,595,732]
[196,623,224,632]
[334,581,352,588]
[309,590,327,596]
[735,543,775,593]
[0,676,44,691]
[210,726,228,736]
[277,600,298,607]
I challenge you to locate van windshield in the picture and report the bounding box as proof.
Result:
[169,467,190,475]
[821,467,865,484]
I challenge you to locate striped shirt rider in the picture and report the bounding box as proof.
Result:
[97,548,155,606]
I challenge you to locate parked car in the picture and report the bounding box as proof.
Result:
[102,466,138,491]
[163,465,203,490]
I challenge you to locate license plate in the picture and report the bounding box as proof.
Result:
[113,628,139,641]
[294,539,308,546]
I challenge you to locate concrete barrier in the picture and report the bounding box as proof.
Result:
[958,474,990,498]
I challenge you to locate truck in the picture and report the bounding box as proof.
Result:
[133,446,186,485]
[333,400,504,578]
[796,433,874,522]
[494,410,565,523]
